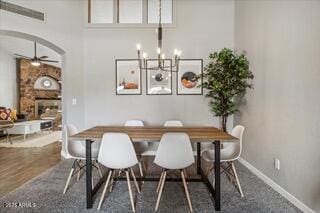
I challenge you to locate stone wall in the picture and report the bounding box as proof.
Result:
[19,59,61,120]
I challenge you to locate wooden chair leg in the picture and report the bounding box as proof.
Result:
[156,171,164,193]
[183,169,188,179]
[92,176,94,189]
[97,170,113,210]
[155,171,166,212]
[109,170,115,192]
[96,161,103,178]
[126,170,136,212]
[231,162,244,197]
[130,168,140,193]
[224,162,234,183]
[193,156,197,174]
[181,170,193,212]
[63,160,77,194]
[205,160,215,177]
[77,160,82,181]
[138,161,144,177]
[63,168,74,194]
[212,174,216,188]
[143,158,148,174]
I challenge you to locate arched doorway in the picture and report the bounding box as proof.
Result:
[0,30,65,54]
[0,29,67,151]
[0,30,66,196]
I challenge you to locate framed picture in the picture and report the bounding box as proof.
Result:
[115,59,142,95]
[177,59,203,95]
[146,59,172,95]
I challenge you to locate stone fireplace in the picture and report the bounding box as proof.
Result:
[19,59,62,129]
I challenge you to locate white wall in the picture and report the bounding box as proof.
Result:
[0,48,17,109]
[0,0,85,157]
[235,1,320,211]
[0,0,235,155]
[83,0,235,127]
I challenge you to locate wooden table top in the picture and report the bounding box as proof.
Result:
[70,126,238,142]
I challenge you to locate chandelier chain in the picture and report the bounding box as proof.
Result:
[159,0,162,25]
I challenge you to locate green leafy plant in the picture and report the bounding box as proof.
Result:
[200,48,254,132]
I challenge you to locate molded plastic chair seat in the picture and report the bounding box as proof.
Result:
[68,140,100,160]
[154,133,194,212]
[97,133,140,211]
[154,133,194,170]
[98,133,138,169]
[124,120,151,178]
[66,123,101,160]
[201,125,245,197]
[201,125,244,163]
[163,120,183,127]
[63,124,102,195]
[201,148,238,162]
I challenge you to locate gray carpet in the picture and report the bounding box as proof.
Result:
[0,160,301,213]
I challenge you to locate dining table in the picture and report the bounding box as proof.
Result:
[70,125,238,211]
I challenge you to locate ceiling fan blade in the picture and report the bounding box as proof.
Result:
[39,59,59,63]
[39,56,48,59]
[14,54,32,59]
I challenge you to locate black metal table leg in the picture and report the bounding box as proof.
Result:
[86,139,93,209]
[197,142,201,175]
[214,140,221,211]
[84,139,221,210]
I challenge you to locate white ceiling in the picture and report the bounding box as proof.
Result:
[0,36,61,67]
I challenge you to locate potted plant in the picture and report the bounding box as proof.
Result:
[200,48,254,132]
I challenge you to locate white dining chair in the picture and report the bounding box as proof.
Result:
[97,133,140,211]
[125,120,149,177]
[63,124,102,194]
[201,125,245,197]
[163,120,183,127]
[154,133,194,212]
[163,120,196,175]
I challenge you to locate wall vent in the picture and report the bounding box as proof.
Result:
[0,0,45,21]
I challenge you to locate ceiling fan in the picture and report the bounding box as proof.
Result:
[14,42,59,67]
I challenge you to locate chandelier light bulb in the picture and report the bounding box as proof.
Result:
[134,0,180,72]
[142,52,148,59]
[136,43,141,50]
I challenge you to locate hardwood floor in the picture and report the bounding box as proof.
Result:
[0,142,61,197]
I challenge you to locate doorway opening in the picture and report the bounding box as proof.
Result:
[0,30,65,197]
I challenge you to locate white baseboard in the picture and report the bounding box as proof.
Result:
[238,157,314,213]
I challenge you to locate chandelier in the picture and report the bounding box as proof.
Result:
[136,0,181,72]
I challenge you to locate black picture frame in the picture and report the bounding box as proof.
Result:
[177,59,203,95]
[115,59,142,95]
[146,59,172,95]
